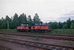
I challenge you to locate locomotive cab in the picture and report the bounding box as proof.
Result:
[16,24,30,32]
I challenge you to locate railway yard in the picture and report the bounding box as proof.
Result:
[0,32,74,50]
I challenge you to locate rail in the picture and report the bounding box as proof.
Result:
[0,37,74,50]
[0,33,74,41]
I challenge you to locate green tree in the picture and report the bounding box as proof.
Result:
[1,17,7,29]
[62,18,71,29]
[58,22,63,29]
[13,13,19,28]
[5,15,11,29]
[27,15,33,26]
[0,19,3,29]
[66,18,71,29]
[70,21,74,29]
[33,13,41,25]
[63,23,68,29]
[71,23,74,29]
[18,13,27,25]
[48,22,59,29]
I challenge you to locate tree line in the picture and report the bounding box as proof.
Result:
[0,13,42,29]
[48,18,74,29]
[0,13,74,29]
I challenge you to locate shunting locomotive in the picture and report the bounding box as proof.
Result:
[16,23,51,32]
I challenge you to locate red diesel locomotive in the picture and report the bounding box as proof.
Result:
[16,24,51,32]
[31,25,51,32]
[17,26,30,31]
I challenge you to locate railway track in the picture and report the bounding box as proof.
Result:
[0,32,74,50]
[0,46,11,50]
[0,32,74,41]
[0,36,74,50]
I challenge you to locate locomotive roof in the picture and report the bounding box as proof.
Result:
[33,25,48,26]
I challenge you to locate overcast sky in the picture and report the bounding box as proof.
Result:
[0,0,74,22]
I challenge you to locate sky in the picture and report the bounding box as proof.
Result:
[0,0,74,22]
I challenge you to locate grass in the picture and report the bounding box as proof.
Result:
[0,29,74,35]
[0,29,17,33]
[49,29,74,35]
